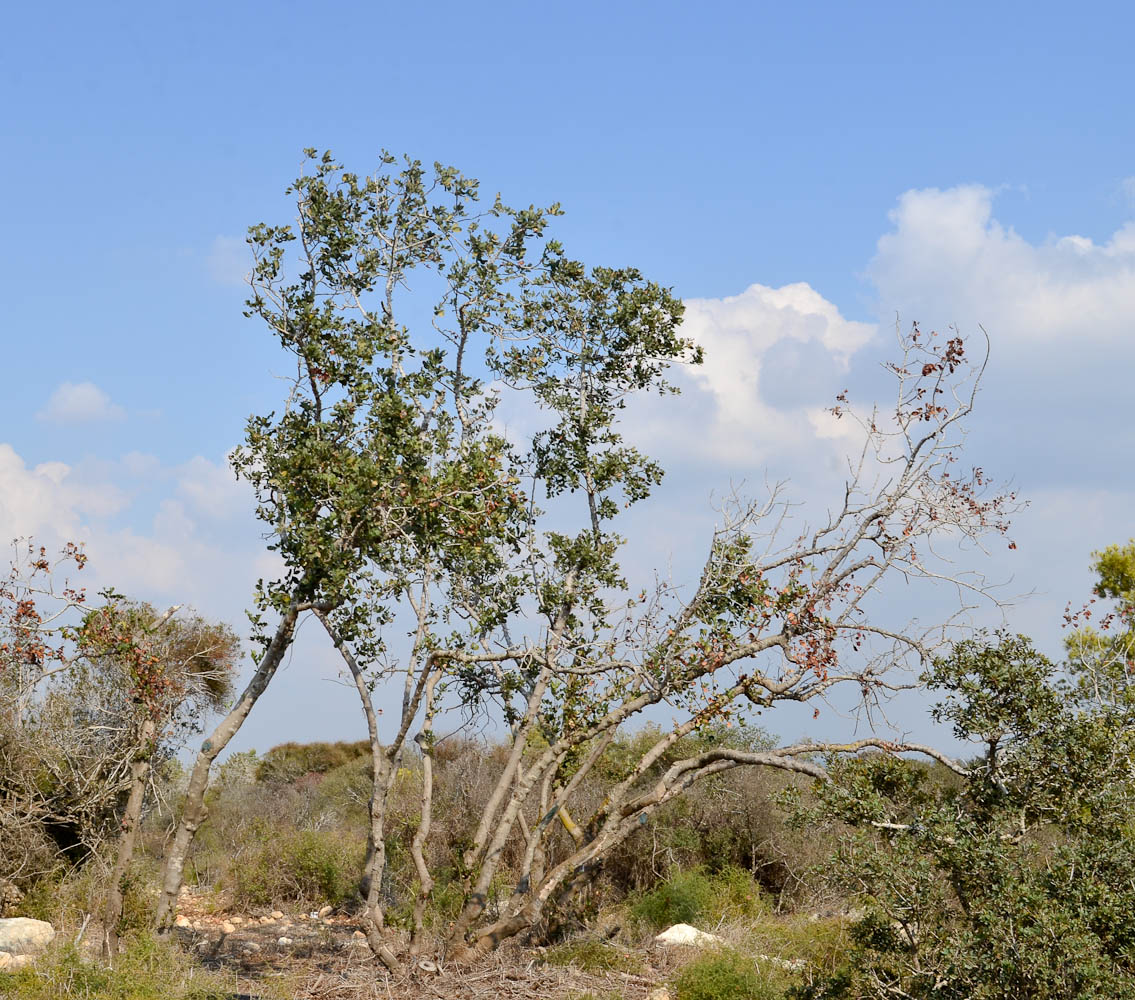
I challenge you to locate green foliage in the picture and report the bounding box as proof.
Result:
[798,619,1135,999]
[631,865,767,931]
[710,866,773,921]
[0,546,239,880]
[672,949,779,1000]
[225,826,364,909]
[254,739,370,784]
[115,860,159,934]
[546,937,644,974]
[233,149,559,636]
[743,915,850,978]
[0,935,236,1000]
[1065,540,1135,709]
[11,876,58,921]
[632,868,717,930]
[12,857,158,930]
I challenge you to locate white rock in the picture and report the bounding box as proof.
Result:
[654,923,724,948]
[230,916,244,925]
[259,915,274,925]
[271,910,284,919]
[317,904,333,918]
[352,929,367,940]
[647,989,672,1000]
[0,918,56,955]
[756,953,807,971]
[174,915,191,928]
[277,936,293,946]
[220,921,236,934]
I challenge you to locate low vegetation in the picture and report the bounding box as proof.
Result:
[0,936,241,1000]
[671,949,782,1000]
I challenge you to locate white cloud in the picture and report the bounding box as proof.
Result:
[206,235,249,287]
[0,445,84,543]
[0,443,264,624]
[869,185,1135,343]
[629,282,876,466]
[36,381,126,425]
[176,454,248,519]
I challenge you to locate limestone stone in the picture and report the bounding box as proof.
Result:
[0,918,56,955]
[654,923,724,948]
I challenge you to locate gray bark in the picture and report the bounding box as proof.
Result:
[154,597,312,932]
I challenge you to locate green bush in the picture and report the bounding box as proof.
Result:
[0,935,236,1000]
[226,828,365,909]
[707,865,772,922]
[632,868,717,930]
[632,866,769,931]
[307,755,372,826]
[11,856,159,932]
[254,740,370,784]
[740,914,850,977]
[546,937,644,974]
[12,877,59,922]
[672,949,779,1000]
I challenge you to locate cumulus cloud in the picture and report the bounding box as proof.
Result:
[869,185,1135,343]
[864,183,1135,494]
[629,282,875,466]
[36,381,126,425]
[0,444,264,623]
[176,454,248,519]
[0,445,84,542]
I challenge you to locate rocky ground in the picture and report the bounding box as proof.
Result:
[166,889,674,999]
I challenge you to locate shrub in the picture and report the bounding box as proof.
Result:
[632,866,769,931]
[672,949,779,1000]
[632,868,717,930]
[546,937,644,974]
[0,935,238,1000]
[11,855,160,933]
[226,827,364,909]
[740,914,851,978]
[254,740,370,784]
[707,865,772,923]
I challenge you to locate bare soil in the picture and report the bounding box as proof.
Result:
[169,891,670,999]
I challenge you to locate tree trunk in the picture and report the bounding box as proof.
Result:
[318,610,402,971]
[154,599,307,931]
[102,718,155,959]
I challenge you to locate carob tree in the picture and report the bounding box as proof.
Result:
[156,151,1017,971]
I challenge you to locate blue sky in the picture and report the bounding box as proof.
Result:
[3,1,1134,754]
